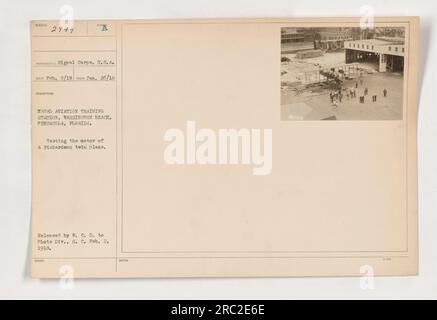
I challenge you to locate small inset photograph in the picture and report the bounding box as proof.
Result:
[280,27,405,121]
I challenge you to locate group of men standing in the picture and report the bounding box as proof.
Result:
[328,79,388,109]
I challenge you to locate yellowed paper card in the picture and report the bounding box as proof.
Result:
[31,17,419,278]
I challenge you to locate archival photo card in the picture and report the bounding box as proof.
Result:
[31,18,419,278]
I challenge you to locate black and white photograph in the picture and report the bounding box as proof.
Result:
[281,27,405,121]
